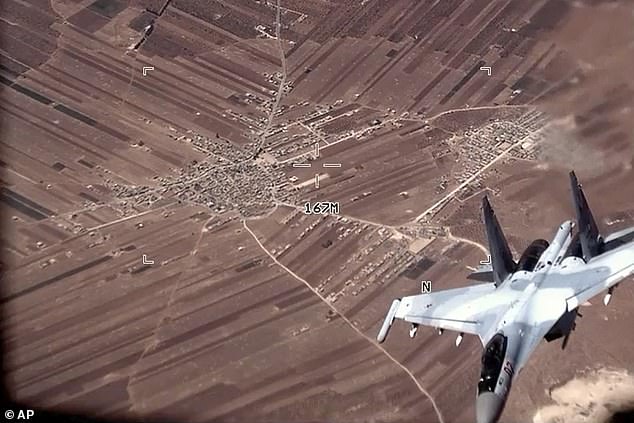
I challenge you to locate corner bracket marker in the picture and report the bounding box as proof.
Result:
[480,255,492,265]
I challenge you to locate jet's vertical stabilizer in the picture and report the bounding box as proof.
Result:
[482,196,516,287]
[569,171,603,261]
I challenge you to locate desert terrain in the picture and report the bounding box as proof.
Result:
[1,0,633,422]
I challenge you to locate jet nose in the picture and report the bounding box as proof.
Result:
[476,392,504,423]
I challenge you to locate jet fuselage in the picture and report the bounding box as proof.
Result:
[475,220,574,423]
[475,220,634,423]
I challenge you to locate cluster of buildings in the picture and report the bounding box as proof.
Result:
[108,132,300,217]
[452,110,548,185]
[307,223,435,304]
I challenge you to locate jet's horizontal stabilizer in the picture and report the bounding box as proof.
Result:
[467,264,494,282]
[603,226,634,246]
[377,299,401,343]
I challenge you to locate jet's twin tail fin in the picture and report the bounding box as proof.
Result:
[569,171,603,261]
[482,196,516,287]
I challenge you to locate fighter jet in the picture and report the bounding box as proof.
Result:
[377,171,634,423]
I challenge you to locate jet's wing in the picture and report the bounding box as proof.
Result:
[514,248,634,372]
[562,248,634,310]
[377,282,522,345]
